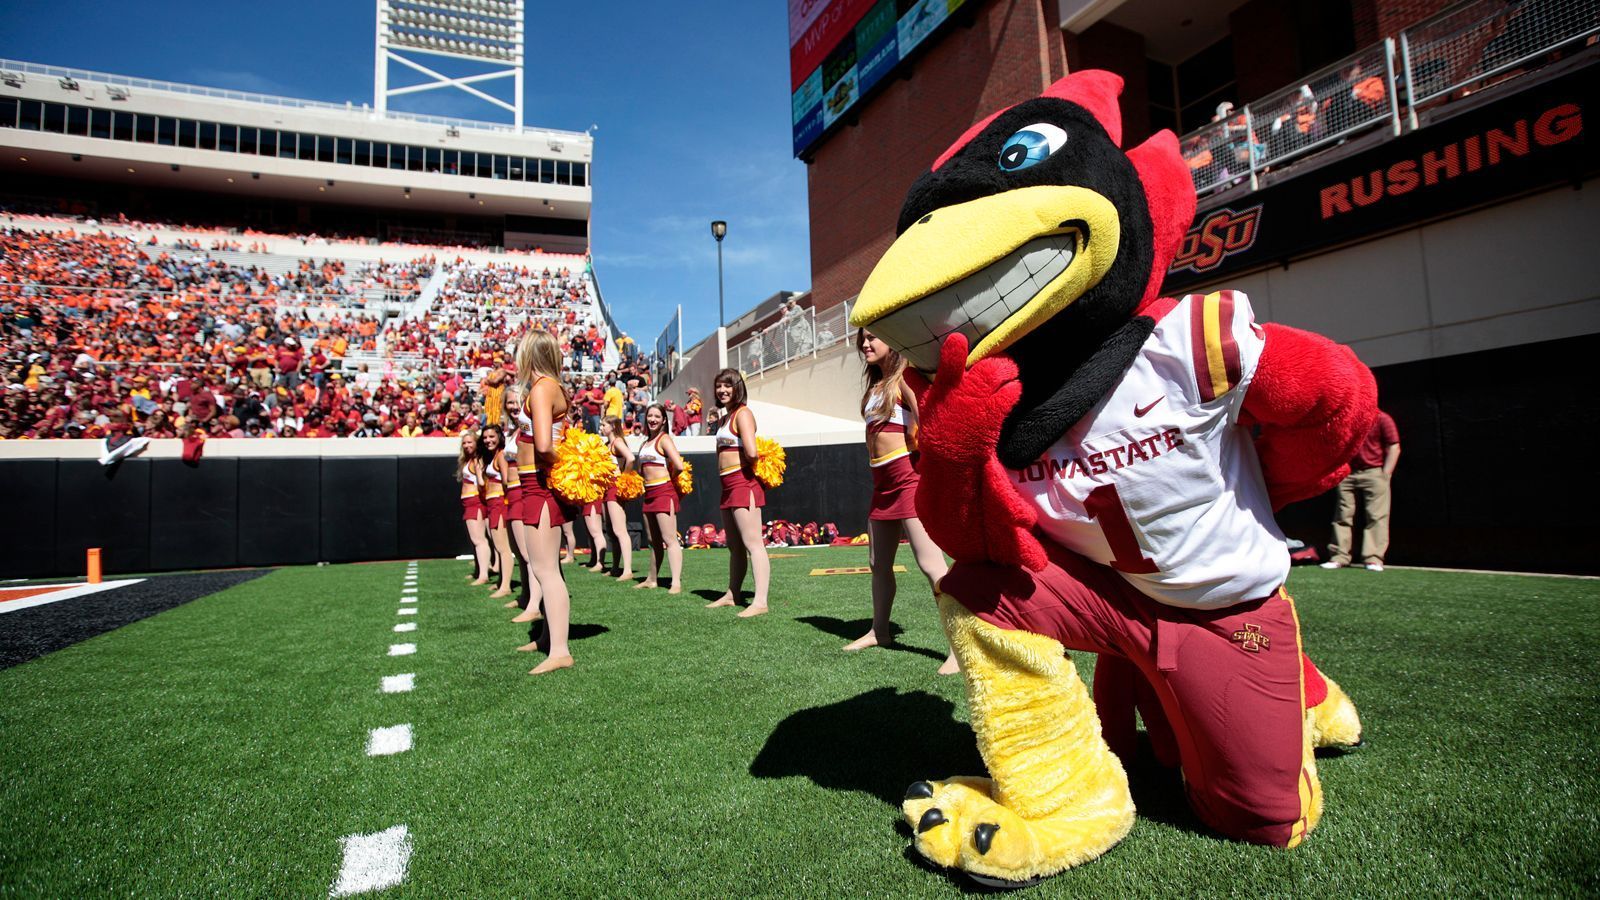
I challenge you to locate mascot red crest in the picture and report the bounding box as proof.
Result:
[850,71,1372,887]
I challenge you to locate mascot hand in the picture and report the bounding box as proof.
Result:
[914,334,1047,571]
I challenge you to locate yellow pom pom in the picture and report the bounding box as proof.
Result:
[614,470,645,501]
[549,428,617,505]
[754,436,786,489]
[675,461,694,496]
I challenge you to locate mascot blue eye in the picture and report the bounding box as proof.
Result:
[998,123,1067,172]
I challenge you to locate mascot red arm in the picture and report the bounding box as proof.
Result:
[852,71,1370,888]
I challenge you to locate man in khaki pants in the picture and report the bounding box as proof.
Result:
[1324,409,1401,571]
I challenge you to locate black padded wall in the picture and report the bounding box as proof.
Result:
[0,460,57,577]
[54,459,151,575]
[397,456,463,561]
[238,458,321,567]
[320,457,398,564]
[149,458,239,571]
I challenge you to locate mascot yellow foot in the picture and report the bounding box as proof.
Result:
[1308,676,1364,749]
[902,595,1134,886]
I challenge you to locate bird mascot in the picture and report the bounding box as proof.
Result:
[849,70,1370,887]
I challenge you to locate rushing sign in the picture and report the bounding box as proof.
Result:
[790,0,969,157]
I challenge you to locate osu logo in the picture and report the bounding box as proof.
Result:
[1170,205,1263,274]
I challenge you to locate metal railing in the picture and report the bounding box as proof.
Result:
[1179,0,1598,197]
[0,58,590,138]
[728,300,853,377]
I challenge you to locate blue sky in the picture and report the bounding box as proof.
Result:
[6,0,811,349]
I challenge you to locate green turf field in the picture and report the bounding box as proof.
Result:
[2,550,1597,896]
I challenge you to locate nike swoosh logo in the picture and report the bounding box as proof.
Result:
[1134,396,1164,417]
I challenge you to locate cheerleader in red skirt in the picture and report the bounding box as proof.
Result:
[845,330,958,673]
[635,404,685,593]
[706,368,771,618]
[458,430,492,584]
[479,424,519,599]
[511,330,577,675]
[583,415,636,580]
[502,391,533,610]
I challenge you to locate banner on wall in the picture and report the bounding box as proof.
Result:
[790,0,968,157]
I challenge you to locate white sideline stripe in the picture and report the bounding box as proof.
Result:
[397,607,416,616]
[402,587,417,594]
[400,597,416,604]
[0,579,145,615]
[329,824,411,896]
[388,643,415,656]
[381,673,415,693]
[366,723,413,756]
[1384,564,1600,581]
[393,622,416,633]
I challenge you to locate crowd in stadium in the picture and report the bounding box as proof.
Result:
[0,223,685,443]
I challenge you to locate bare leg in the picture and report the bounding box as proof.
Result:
[467,517,491,585]
[508,519,533,608]
[489,525,515,597]
[846,518,902,650]
[903,516,959,674]
[660,509,683,594]
[636,513,661,588]
[606,500,633,579]
[560,522,577,564]
[707,506,744,608]
[734,504,771,618]
[584,511,607,572]
[527,509,574,674]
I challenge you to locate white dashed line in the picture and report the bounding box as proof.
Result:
[388,643,416,656]
[400,597,416,604]
[397,608,416,616]
[381,674,415,693]
[402,587,417,594]
[393,622,416,633]
[330,825,411,896]
[366,724,413,757]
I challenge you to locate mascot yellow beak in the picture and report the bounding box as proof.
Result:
[850,185,1120,372]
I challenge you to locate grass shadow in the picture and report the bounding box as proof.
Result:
[750,686,982,806]
[795,616,946,662]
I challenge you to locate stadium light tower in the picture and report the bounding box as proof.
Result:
[375,0,526,129]
[711,220,727,327]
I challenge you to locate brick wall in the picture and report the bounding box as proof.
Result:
[805,0,1065,314]
[1351,0,1456,45]
[1063,21,1152,146]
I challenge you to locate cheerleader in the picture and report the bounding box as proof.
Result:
[583,415,635,580]
[705,368,771,618]
[512,329,577,676]
[560,406,584,566]
[846,329,957,674]
[479,424,518,599]
[457,430,492,584]
[634,404,685,593]
[505,384,538,612]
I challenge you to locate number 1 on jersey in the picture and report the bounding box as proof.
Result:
[1084,483,1159,573]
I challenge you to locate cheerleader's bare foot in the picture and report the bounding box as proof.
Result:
[634,580,657,590]
[516,640,542,652]
[502,600,519,608]
[667,585,682,595]
[705,594,736,608]
[616,570,634,582]
[529,655,574,675]
[938,653,962,675]
[736,604,769,618]
[511,608,543,623]
[470,578,489,586]
[489,588,512,599]
[844,632,884,652]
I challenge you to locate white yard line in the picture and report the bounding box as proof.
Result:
[329,825,412,896]
[0,579,145,614]
[381,674,414,693]
[400,597,417,604]
[393,622,416,633]
[388,643,416,656]
[366,724,413,757]
[397,607,416,616]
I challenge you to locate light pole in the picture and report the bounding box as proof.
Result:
[711,220,727,327]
